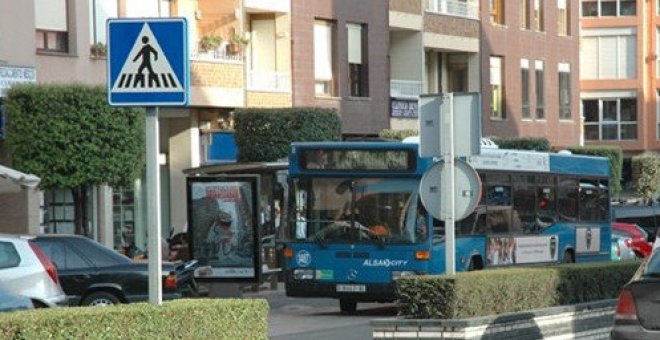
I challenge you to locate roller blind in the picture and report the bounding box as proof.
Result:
[490,57,502,85]
[580,37,598,79]
[35,0,67,31]
[619,35,636,78]
[314,21,333,81]
[599,36,617,79]
[347,23,362,64]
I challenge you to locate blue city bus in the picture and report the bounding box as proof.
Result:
[283,141,612,313]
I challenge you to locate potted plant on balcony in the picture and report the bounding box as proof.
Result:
[90,42,107,58]
[199,35,223,53]
[228,33,249,55]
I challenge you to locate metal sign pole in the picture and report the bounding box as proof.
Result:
[146,106,162,305]
[444,95,456,275]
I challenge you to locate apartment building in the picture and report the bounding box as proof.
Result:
[482,0,581,148]
[290,0,390,137]
[388,0,481,131]
[579,0,652,155]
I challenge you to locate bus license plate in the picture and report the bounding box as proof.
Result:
[336,284,366,293]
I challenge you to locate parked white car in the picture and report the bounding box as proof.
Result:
[0,234,67,307]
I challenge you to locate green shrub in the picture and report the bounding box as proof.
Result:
[378,129,418,141]
[568,145,623,195]
[234,107,341,162]
[0,299,268,339]
[396,260,639,319]
[632,154,660,200]
[491,137,551,151]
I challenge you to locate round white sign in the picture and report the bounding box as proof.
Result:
[419,159,481,221]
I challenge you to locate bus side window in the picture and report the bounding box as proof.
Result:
[558,178,578,222]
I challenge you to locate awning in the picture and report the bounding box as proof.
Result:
[0,165,41,192]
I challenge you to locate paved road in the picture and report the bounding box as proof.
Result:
[244,283,398,340]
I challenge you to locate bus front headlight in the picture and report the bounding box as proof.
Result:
[391,271,417,279]
[293,268,315,280]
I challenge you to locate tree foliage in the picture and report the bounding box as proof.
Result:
[5,84,145,189]
[632,154,660,199]
[234,107,341,162]
[5,84,144,235]
[568,145,623,195]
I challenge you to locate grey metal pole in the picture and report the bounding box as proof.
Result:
[146,106,162,305]
[444,94,456,275]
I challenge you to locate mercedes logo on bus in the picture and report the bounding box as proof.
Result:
[347,269,358,281]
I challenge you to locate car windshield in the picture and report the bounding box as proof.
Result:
[290,177,424,244]
[645,251,660,275]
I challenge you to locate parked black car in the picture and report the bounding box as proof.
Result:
[611,251,660,339]
[33,235,200,306]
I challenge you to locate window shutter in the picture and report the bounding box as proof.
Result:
[35,0,67,31]
[619,35,636,79]
[314,21,333,81]
[580,37,598,79]
[599,36,617,79]
[347,23,362,64]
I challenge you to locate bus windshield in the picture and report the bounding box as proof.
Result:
[290,177,426,245]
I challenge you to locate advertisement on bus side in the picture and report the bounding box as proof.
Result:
[487,235,559,266]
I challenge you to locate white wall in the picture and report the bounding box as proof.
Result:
[389,31,423,81]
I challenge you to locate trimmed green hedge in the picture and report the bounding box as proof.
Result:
[234,107,341,162]
[0,299,268,339]
[491,137,551,151]
[378,129,418,141]
[396,260,639,319]
[568,145,623,195]
[632,154,660,199]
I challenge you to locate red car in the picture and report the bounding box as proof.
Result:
[612,222,653,258]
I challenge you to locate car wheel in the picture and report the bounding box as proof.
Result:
[339,299,357,314]
[82,292,120,307]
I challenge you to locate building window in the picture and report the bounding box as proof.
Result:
[314,20,336,97]
[657,28,660,78]
[521,0,530,30]
[35,0,69,53]
[534,0,544,31]
[558,63,571,119]
[558,0,569,36]
[491,0,505,25]
[347,23,368,97]
[580,33,636,80]
[44,189,75,234]
[581,0,636,17]
[521,59,530,119]
[490,56,505,119]
[90,0,118,45]
[535,60,544,119]
[583,97,638,141]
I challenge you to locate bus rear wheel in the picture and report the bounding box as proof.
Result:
[339,299,357,314]
[562,250,575,264]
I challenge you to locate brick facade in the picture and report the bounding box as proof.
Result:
[424,14,479,38]
[191,61,244,88]
[389,0,421,14]
[246,92,292,108]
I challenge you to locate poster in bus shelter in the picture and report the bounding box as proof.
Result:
[487,235,559,266]
[186,176,259,282]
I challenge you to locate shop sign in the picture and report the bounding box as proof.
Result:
[0,66,37,97]
[391,98,418,118]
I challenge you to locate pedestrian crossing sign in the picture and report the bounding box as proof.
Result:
[107,18,188,106]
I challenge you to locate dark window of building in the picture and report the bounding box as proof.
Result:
[347,23,368,97]
[559,64,571,119]
[535,61,545,119]
[521,60,530,119]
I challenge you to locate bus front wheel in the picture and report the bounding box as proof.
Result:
[562,250,575,263]
[339,299,357,314]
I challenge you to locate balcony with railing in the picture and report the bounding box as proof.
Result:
[190,48,243,64]
[426,0,479,19]
[390,80,422,99]
[247,70,291,93]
